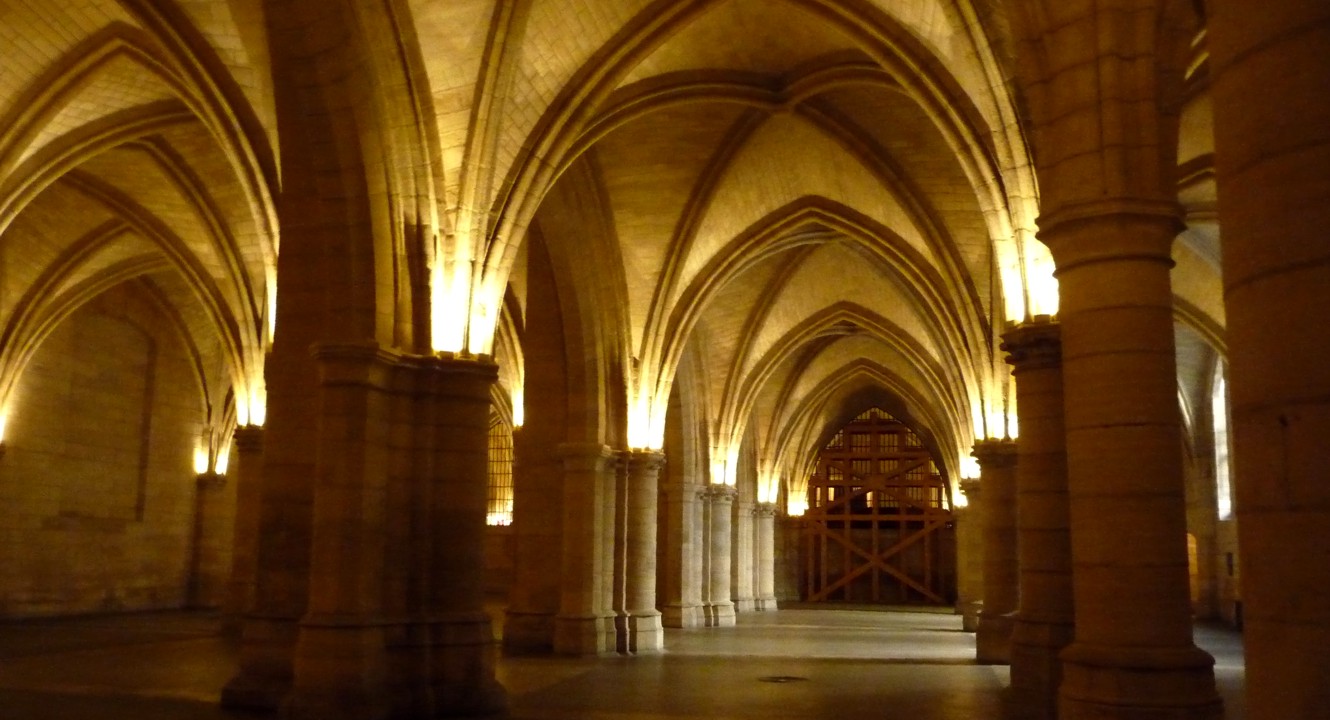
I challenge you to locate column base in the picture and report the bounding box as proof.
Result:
[706,601,736,628]
[734,597,757,613]
[755,596,778,612]
[975,611,1015,664]
[612,613,629,654]
[553,614,611,656]
[502,610,555,654]
[628,612,664,653]
[220,615,298,712]
[424,612,507,717]
[662,603,707,628]
[1009,616,1075,720]
[1058,642,1222,720]
[957,600,982,632]
[283,621,391,720]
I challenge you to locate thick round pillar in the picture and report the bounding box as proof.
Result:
[955,479,983,632]
[1003,318,1074,720]
[704,485,737,627]
[553,442,616,656]
[973,439,1018,664]
[223,426,265,636]
[753,503,778,611]
[1209,3,1330,717]
[624,450,665,653]
[1042,209,1220,720]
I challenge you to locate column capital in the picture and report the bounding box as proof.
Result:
[960,478,982,501]
[232,424,265,452]
[196,471,226,491]
[972,438,1018,469]
[1036,198,1182,274]
[622,448,666,475]
[557,442,616,473]
[1002,316,1063,373]
[752,502,778,518]
[702,484,738,503]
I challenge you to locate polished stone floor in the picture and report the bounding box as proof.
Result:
[0,604,1245,719]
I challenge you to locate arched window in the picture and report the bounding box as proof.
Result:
[486,418,514,526]
[1212,364,1233,520]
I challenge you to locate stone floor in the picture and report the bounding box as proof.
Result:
[0,604,1246,719]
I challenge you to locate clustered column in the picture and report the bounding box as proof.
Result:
[1003,317,1073,720]
[223,426,265,635]
[190,470,231,609]
[973,438,1018,664]
[278,348,505,720]
[553,443,617,655]
[659,474,706,628]
[753,502,778,611]
[503,426,563,653]
[624,450,666,652]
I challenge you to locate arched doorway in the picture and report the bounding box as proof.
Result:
[801,408,956,605]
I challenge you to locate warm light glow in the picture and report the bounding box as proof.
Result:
[756,472,781,504]
[0,408,7,444]
[960,454,981,480]
[266,268,278,342]
[999,252,1027,322]
[510,386,525,428]
[193,445,209,475]
[431,233,470,353]
[709,444,739,486]
[1024,243,1060,317]
[213,440,231,475]
[952,489,969,509]
[486,511,512,527]
[787,495,808,517]
[247,380,267,427]
[626,391,665,451]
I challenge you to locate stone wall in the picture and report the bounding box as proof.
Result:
[0,282,208,617]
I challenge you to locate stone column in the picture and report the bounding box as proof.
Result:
[1209,3,1330,716]
[774,514,803,603]
[223,426,264,636]
[504,426,562,653]
[222,352,315,712]
[955,479,983,632]
[280,349,506,720]
[1041,209,1220,719]
[283,343,396,720]
[973,438,1018,664]
[660,479,706,628]
[1003,318,1074,720]
[732,496,756,612]
[703,485,737,627]
[624,450,665,652]
[608,453,628,653]
[415,354,507,716]
[753,503,778,610]
[190,471,231,609]
[553,442,616,656]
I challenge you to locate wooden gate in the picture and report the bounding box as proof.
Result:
[801,408,956,604]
